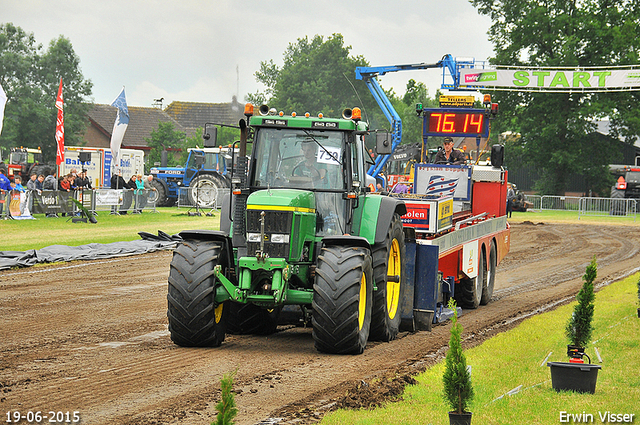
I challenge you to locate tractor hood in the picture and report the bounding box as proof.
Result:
[246,189,316,213]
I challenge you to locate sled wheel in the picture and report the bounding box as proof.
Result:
[167,239,228,347]
[457,247,485,309]
[312,246,373,354]
[480,242,497,305]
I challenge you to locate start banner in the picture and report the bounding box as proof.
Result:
[460,68,640,91]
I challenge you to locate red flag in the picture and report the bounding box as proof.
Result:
[55,78,64,166]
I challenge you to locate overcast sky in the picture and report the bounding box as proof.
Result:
[2,0,495,109]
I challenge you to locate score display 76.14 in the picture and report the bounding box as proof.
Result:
[423,108,490,138]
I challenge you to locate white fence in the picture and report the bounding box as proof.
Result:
[578,197,637,220]
[521,193,637,220]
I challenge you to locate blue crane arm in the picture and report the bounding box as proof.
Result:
[356,55,459,178]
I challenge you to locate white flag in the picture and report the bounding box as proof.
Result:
[110,87,129,168]
[0,82,7,136]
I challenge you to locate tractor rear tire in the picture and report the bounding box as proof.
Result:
[189,174,226,209]
[457,248,485,309]
[369,213,405,342]
[312,246,373,354]
[226,303,280,335]
[610,186,626,215]
[167,239,228,347]
[151,179,174,207]
[480,242,496,305]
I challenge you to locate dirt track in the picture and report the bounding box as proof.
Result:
[1,221,639,425]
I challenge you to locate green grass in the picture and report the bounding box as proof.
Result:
[509,209,640,225]
[0,208,222,252]
[2,208,636,253]
[323,273,640,425]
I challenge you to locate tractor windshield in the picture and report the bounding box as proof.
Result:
[251,127,348,236]
[10,151,27,165]
[252,128,346,191]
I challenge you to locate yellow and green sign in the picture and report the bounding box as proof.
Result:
[460,68,640,91]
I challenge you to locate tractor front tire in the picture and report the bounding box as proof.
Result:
[167,239,228,347]
[369,213,405,341]
[151,179,174,207]
[312,246,373,354]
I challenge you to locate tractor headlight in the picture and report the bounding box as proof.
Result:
[270,234,290,243]
[247,233,261,243]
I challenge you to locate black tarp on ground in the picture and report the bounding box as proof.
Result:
[0,232,179,271]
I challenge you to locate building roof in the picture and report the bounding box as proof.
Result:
[164,96,245,131]
[87,104,185,148]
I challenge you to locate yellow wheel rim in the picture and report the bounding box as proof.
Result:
[358,272,367,330]
[214,303,224,323]
[387,239,401,320]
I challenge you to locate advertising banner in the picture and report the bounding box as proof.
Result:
[95,189,122,206]
[30,191,75,215]
[414,164,472,201]
[460,68,640,91]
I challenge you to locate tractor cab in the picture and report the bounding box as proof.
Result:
[247,111,370,240]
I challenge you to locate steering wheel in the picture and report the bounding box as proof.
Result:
[292,162,321,180]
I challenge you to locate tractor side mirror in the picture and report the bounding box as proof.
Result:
[203,126,217,148]
[376,132,392,155]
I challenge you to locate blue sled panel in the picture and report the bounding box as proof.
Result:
[400,242,439,332]
[414,244,439,331]
[400,241,416,331]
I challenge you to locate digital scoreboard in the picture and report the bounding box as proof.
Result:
[422,108,490,138]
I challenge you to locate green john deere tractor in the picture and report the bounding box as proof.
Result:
[167,104,407,354]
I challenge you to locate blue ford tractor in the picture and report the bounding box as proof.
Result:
[150,146,232,208]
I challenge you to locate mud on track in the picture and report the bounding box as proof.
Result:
[1,222,639,425]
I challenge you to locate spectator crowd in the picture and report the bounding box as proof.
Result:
[1,167,156,218]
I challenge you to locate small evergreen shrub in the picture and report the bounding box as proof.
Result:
[443,298,474,414]
[214,370,238,425]
[565,256,597,348]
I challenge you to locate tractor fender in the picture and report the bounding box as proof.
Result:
[189,171,229,185]
[178,230,233,271]
[374,197,407,245]
[320,235,370,251]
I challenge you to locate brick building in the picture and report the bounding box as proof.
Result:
[84,104,184,155]
[83,97,244,166]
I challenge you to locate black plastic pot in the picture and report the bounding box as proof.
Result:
[449,411,472,425]
[547,361,601,394]
[637,307,639,318]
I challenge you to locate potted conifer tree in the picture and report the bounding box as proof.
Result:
[636,275,640,318]
[443,299,474,425]
[565,256,597,358]
[548,257,601,393]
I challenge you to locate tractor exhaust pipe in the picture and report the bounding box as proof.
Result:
[231,107,252,256]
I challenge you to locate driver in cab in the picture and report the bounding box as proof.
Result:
[292,140,329,186]
[434,137,466,165]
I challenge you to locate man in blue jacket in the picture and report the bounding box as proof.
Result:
[0,169,11,217]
